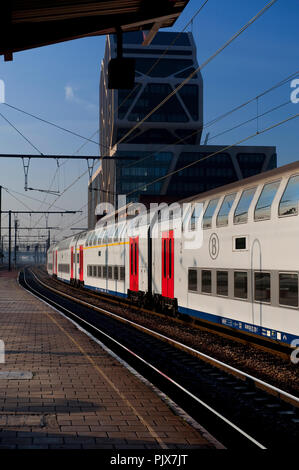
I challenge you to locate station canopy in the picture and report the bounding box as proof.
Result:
[1,0,190,60]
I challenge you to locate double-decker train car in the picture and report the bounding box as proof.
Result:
[47,160,299,346]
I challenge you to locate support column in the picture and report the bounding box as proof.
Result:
[8,210,11,271]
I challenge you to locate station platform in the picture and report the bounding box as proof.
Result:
[0,270,220,449]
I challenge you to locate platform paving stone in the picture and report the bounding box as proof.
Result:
[0,271,219,449]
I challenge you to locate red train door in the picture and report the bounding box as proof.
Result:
[129,237,139,292]
[70,247,74,279]
[79,245,84,282]
[162,230,174,298]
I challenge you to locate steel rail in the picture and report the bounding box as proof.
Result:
[22,268,292,449]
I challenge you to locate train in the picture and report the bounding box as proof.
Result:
[47,160,299,346]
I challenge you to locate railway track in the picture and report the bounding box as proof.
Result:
[19,266,299,449]
[35,266,293,360]
[32,267,299,397]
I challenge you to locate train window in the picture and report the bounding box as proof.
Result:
[93,265,97,277]
[107,225,115,242]
[216,193,236,227]
[279,175,299,217]
[203,199,219,229]
[87,265,92,277]
[279,273,298,307]
[114,266,119,280]
[217,271,228,296]
[188,269,197,291]
[120,266,125,281]
[77,254,79,263]
[189,203,204,231]
[108,266,113,279]
[97,265,102,278]
[234,237,247,250]
[93,233,98,246]
[114,226,119,241]
[254,272,271,303]
[85,233,92,246]
[103,266,107,278]
[234,272,248,299]
[254,180,280,221]
[234,188,257,224]
[201,270,212,294]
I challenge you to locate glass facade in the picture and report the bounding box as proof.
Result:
[237,153,265,178]
[89,30,276,228]
[135,58,194,77]
[118,83,142,119]
[123,48,193,56]
[178,85,199,120]
[122,128,176,145]
[168,153,237,197]
[122,31,191,46]
[128,83,188,122]
[174,129,198,144]
[116,151,172,202]
[175,67,198,78]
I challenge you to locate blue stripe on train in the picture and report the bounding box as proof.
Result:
[178,305,297,345]
[84,283,127,298]
[57,276,70,284]
[57,276,127,298]
[57,276,297,346]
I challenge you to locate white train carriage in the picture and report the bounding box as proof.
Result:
[126,212,151,304]
[175,161,299,345]
[69,231,88,286]
[150,206,182,313]
[84,221,128,297]
[46,160,299,345]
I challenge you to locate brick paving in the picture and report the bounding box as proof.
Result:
[0,270,220,449]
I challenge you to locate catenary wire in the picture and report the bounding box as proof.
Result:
[123,67,299,169]
[114,0,279,147]
[116,0,210,114]
[205,99,291,143]
[124,112,299,197]
[0,111,44,155]
[1,1,278,235]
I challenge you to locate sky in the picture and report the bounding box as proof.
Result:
[0,0,298,243]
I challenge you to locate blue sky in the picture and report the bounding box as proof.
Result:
[0,0,298,240]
